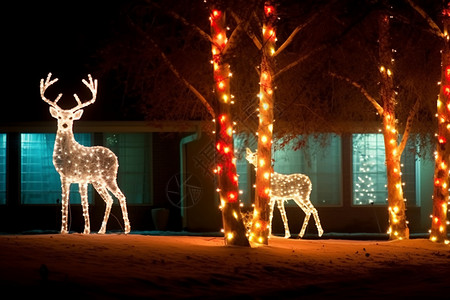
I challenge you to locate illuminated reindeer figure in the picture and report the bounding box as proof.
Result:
[40,73,130,234]
[246,148,323,238]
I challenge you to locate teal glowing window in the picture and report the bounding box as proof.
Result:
[21,133,92,204]
[0,134,6,204]
[352,134,416,206]
[235,134,342,207]
[273,135,342,206]
[104,133,152,204]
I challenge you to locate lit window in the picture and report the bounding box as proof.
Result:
[234,133,257,206]
[21,133,92,204]
[235,134,342,207]
[352,134,416,205]
[104,133,152,204]
[0,134,6,204]
[273,135,342,206]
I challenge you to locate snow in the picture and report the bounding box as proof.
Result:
[0,234,449,299]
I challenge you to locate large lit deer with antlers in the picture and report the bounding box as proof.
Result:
[40,73,130,234]
[246,148,323,238]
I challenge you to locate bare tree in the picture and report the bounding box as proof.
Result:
[406,0,450,243]
[100,0,250,246]
[330,2,425,240]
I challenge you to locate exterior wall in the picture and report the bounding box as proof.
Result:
[184,133,222,232]
[0,122,441,235]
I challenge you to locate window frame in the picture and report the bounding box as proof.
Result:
[351,133,419,207]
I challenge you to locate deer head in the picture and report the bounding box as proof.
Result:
[245,147,257,167]
[40,73,98,132]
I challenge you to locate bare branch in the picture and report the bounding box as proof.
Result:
[274,45,326,79]
[230,11,262,50]
[329,72,384,116]
[154,41,215,119]
[274,9,321,57]
[128,17,215,119]
[397,97,421,155]
[150,2,222,50]
[223,13,247,55]
[405,0,445,39]
[273,25,302,57]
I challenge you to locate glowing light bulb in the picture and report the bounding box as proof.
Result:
[261,135,268,143]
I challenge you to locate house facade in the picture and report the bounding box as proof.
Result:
[0,121,435,235]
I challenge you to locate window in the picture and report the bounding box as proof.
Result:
[352,134,417,206]
[21,133,92,204]
[0,134,6,204]
[273,135,342,206]
[235,134,342,207]
[234,133,256,206]
[104,133,152,204]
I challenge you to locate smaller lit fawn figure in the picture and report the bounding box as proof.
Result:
[246,148,323,238]
[40,73,130,234]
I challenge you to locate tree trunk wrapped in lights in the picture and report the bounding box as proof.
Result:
[250,1,276,245]
[211,8,250,247]
[132,3,249,246]
[405,0,450,243]
[431,6,450,244]
[331,11,420,241]
[379,13,409,240]
[231,1,323,244]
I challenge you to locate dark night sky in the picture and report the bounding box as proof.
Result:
[1,0,442,124]
[2,1,123,122]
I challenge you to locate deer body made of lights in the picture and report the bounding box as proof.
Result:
[246,148,323,238]
[40,73,130,234]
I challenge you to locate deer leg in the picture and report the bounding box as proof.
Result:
[79,183,90,234]
[293,197,311,238]
[277,199,291,238]
[60,180,71,234]
[108,181,131,234]
[312,208,324,237]
[93,183,113,234]
[299,212,311,238]
[268,198,276,236]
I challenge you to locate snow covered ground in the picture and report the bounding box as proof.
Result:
[0,234,449,299]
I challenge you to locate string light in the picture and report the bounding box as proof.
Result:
[40,73,131,234]
[246,148,324,238]
[250,1,279,245]
[429,7,450,242]
[210,7,248,246]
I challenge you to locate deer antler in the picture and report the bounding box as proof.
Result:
[40,73,63,109]
[71,74,98,112]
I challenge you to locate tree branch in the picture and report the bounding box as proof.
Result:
[397,97,420,155]
[151,2,223,50]
[274,44,326,79]
[223,12,247,55]
[329,72,384,116]
[273,25,302,57]
[129,17,216,118]
[153,40,216,119]
[230,11,262,50]
[405,0,445,39]
[274,9,321,57]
